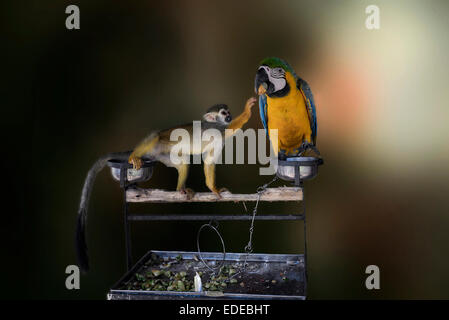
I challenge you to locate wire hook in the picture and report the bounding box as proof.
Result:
[196,221,226,274]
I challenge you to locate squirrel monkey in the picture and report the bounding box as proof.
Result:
[76,97,256,272]
[128,97,256,197]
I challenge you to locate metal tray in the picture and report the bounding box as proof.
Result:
[108,250,306,300]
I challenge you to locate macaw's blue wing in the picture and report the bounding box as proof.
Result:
[259,94,269,136]
[297,78,317,145]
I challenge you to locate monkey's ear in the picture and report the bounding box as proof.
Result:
[203,112,217,122]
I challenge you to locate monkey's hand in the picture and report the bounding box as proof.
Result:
[227,97,257,134]
[128,155,143,170]
[245,97,257,112]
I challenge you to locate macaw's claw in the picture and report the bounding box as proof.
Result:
[278,150,288,161]
[298,142,321,158]
[300,147,321,158]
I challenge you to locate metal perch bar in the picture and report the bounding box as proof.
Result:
[127,214,305,221]
[126,187,303,203]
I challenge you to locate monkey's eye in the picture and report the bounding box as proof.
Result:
[220,110,227,115]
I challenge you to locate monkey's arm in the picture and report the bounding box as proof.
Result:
[225,97,257,137]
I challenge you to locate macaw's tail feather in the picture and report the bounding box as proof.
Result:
[76,151,131,273]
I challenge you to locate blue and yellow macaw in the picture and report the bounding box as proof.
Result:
[255,57,318,158]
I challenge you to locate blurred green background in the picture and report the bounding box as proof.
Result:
[3,0,449,299]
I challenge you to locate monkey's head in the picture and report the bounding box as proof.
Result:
[203,104,232,126]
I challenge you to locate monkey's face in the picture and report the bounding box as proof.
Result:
[217,107,232,125]
[203,105,232,125]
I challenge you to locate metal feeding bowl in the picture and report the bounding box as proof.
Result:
[107,158,155,185]
[277,156,323,185]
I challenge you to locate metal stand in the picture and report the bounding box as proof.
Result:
[115,161,311,298]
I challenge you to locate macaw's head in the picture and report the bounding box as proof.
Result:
[255,57,296,98]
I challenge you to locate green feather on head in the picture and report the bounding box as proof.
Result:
[259,57,298,79]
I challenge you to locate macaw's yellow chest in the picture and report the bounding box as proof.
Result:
[266,90,312,154]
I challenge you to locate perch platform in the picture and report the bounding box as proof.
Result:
[104,157,318,300]
[127,187,302,203]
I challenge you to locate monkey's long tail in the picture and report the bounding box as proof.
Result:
[76,151,131,272]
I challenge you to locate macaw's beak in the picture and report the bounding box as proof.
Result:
[255,68,269,95]
[258,83,267,95]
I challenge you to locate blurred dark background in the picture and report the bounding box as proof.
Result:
[2,0,449,299]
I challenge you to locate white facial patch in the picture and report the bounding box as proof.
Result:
[269,76,286,92]
[259,66,286,93]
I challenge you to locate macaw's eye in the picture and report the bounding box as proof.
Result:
[271,68,284,78]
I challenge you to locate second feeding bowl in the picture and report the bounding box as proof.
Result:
[107,158,155,187]
[277,156,324,186]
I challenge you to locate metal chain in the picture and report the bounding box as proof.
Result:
[196,176,279,281]
[239,176,279,271]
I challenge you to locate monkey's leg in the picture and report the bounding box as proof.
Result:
[128,133,159,169]
[175,163,194,199]
[204,162,227,198]
[175,163,189,191]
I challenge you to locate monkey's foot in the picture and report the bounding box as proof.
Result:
[128,155,143,170]
[211,187,230,199]
[179,188,195,200]
[218,187,230,193]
